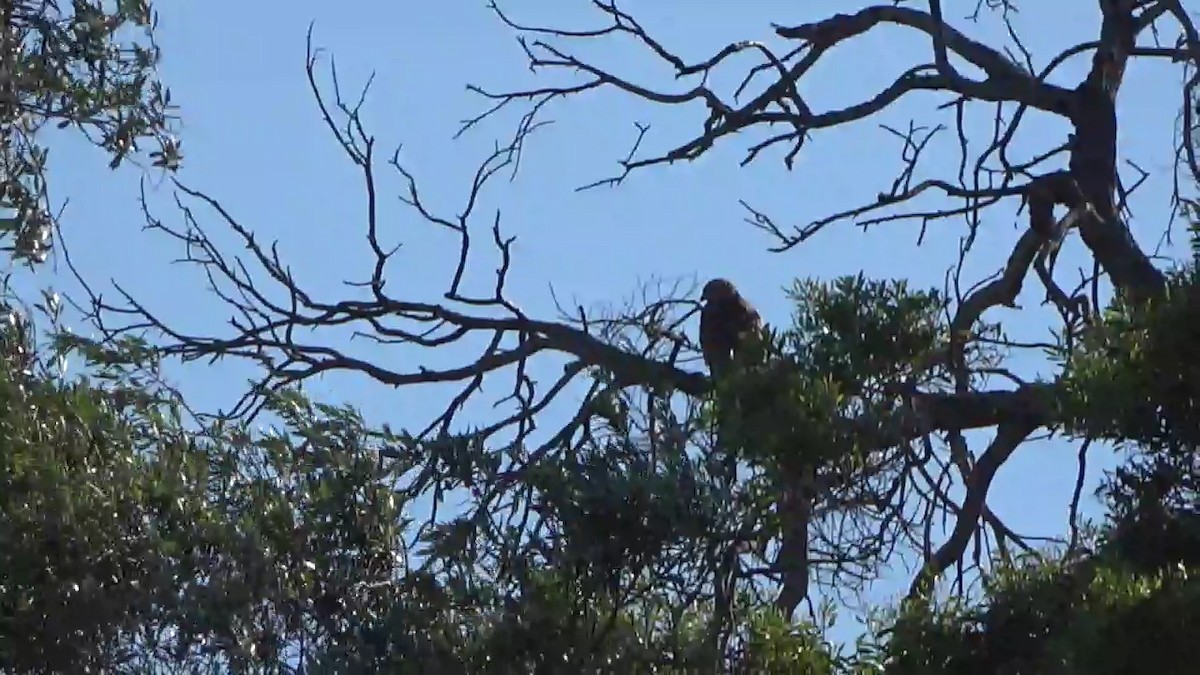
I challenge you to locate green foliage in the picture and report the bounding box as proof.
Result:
[1,302,838,671]
[0,0,180,264]
[0,304,199,671]
[883,550,1199,675]
[5,261,1196,672]
[1185,196,1200,264]
[742,605,852,674]
[1058,217,1199,582]
[711,275,949,490]
[4,213,1199,672]
[790,275,946,393]
[0,305,424,670]
[885,205,1200,675]
[5,3,1191,670]
[1061,265,1200,451]
[1062,194,1200,451]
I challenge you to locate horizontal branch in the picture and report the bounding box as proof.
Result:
[775,5,1074,114]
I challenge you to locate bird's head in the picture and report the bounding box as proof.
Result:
[701,278,738,303]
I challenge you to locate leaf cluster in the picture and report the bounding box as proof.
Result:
[0,0,180,265]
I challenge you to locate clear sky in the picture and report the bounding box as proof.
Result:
[26,0,1190,633]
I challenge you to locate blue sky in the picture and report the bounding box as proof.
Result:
[26,0,1191,633]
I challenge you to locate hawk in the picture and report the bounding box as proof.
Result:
[699,278,762,375]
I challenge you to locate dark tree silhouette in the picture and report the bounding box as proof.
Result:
[77,1,1200,632]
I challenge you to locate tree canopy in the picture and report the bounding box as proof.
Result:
[1,0,1198,672]
[0,0,179,265]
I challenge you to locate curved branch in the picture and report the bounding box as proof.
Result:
[908,418,1039,599]
[775,5,1072,113]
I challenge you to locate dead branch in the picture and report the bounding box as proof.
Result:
[69,3,1199,619]
[465,0,1196,600]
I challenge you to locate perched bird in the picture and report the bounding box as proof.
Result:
[699,278,762,375]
